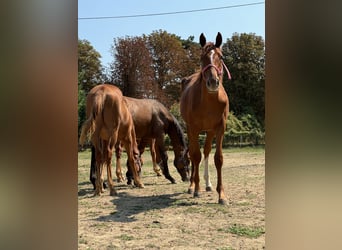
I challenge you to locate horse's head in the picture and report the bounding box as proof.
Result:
[174,148,190,182]
[200,32,224,92]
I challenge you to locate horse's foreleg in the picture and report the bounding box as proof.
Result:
[123,132,144,188]
[155,135,175,184]
[203,131,215,191]
[214,124,227,205]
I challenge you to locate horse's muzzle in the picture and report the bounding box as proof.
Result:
[206,77,219,92]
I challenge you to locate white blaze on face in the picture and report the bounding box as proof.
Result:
[203,156,212,189]
[210,50,215,65]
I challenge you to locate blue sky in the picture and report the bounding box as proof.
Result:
[78,0,265,69]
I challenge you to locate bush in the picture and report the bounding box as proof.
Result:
[225,112,265,146]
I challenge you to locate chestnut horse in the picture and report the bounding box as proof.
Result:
[89,97,190,188]
[79,84,144,196]
[180,32,231,205]
[90,138,160,190]
[115,138,161,183]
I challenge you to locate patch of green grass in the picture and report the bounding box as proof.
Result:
[236,201,251,206]
[118,234,134,241]
[146,221,162,229]
[89,222,110,229]
[145,243,158,248]
[217,247,235,250]
[226,224,265,238]
[78,237,88,245]
[106,242,119,249]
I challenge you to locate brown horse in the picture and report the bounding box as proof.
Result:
[180,32,230,205]
[89,96,190,188]
[114,138,161,183]
[79,84,144,196]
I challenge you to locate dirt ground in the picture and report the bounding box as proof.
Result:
[78,147,265,250]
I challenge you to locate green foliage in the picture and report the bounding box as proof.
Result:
[79,32,265,140]
[78,39,104,139]
[78,39,104,93]
[78,73,86,137]
[224,112,265,146]
[169,102,186,130]
[227,224,265,238]
[222,33,265,128]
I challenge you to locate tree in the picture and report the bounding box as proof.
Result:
[145,30,189,107]
[180,35,201,77]
[78,72,86,137]
[110,36,155,98]
[222,33,265,127]
[78,39,104,93]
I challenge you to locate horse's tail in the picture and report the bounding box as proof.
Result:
[79,92,104,146]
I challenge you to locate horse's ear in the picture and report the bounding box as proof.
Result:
[215,32,222,47]
[200,33,206,47]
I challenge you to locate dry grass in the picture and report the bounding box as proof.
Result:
[78,147,265,250]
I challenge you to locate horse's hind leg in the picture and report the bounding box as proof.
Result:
[150,139,162,176]
[94,149,105,196]
[115,142,125,182]
[203,131,215,192]
[90,145,96,189]
[105,140,117,196]
[90,145,107,190]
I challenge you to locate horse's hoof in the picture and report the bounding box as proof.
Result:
[183,177,190,182]
[167,176,176,184]
[218,199,228,205]
[188,188,193,194]
[110,189,117,196]
[206,186,212,192]
[93,191,101,197]
[194,191,200,198]
[117,177,124,183]
[135,182,144,188]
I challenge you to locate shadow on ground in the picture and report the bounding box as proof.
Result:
[95,191,193,223]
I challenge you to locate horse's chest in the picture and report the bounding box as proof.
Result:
[191,105,225,128]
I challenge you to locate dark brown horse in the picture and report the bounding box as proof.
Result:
[114,138,161,183]
[89,96,190,188]
[79,84,144,196]
[180,32,231,205]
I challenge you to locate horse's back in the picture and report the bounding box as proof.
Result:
[124,97,172,137]
[180,72,201,123]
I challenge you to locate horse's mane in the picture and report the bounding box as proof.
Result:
[181,71,201,92]
[167,114,187,152]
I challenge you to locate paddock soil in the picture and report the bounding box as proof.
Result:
[78,147,265,250]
